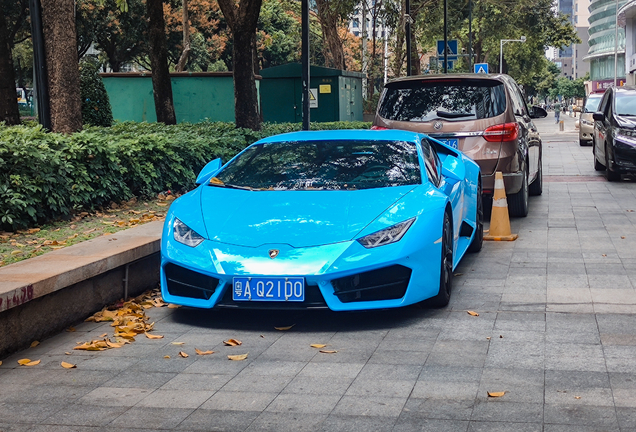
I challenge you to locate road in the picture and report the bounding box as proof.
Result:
[1,113,636,431]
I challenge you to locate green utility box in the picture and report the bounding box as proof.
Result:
[100,72,260,123]
[260,64,364,123]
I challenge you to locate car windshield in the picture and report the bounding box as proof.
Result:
[378,79,507,122]
[213,139,422,191]
[584,96,602,113]
[615,92,636,116]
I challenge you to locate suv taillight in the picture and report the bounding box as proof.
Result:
[370,125,388,130]
[483,123,519,142]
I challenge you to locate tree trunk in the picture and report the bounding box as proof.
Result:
[40,0,82,133]
[0,14,20,125]
[217,0,262,131]
[175,0,191,72]
[315,0,345,70]
[410,29,420,75]
[147,0,177,124]
[391,1,406,77]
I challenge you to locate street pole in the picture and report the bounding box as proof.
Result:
[500,39,503,74]
[28,0,51,130]
[468,0,473,71]
[615,0,619,87]
[384,17,388,84]
[443,0,448,73]
[406,0,411,76]
[301,0,310,130]
[362,1,367,96]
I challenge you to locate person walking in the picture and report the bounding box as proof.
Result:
[554,102,561,123]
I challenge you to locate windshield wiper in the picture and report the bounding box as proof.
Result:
[209,183,255,191]
[436,110,473,119]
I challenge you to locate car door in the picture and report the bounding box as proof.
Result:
[508,82,534,178]
[594,90,612,162]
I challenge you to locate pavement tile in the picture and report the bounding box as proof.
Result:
[0,403,66,424]
[110,407,194,430]
[467,421,542,432]
[544,404,619,427]
[616,406,636,431]
[401,398,475,421]
[357,363,421,381]
[246,412,327,432]
[332,395,406,417]
[159,372,232,391]
[102,370,177,389]
[319,414,397,432]
[470,400,543,423]
[182,357,250,375]
[426,340,489,368]
[134,389,214,409]
[76,387,152,406]
[200,391,278,412]
[485,340,544,370]
[45,404,129,427]
[602,346,636,373]
[265,393,341,414]
[544,343,606,372]
[411,380,479,401]
[0,384,95,404]
[297,361,364,378]
[543,426,621,432]
[393,417,469,432]
[175,409,259,431]
[345,378,415,398]
[221,373,294,393]
[282,375,354,395]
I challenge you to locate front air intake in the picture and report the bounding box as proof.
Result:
[331,265,411,303]
[164,263,219,300]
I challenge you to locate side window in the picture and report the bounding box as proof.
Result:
[604,93,613,116]
[509,85,527,116]
[598,92,610,115]
[421,140,441,187]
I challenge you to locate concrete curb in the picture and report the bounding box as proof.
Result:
[0,221,164,358]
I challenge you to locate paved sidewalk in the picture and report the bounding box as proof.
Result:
[1,116,636,431]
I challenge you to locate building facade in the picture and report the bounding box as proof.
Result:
[556,0,592,79]
[585,0,627,92]
[618,0,636,84]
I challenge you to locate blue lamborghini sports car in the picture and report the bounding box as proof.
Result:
[160,129,482,311]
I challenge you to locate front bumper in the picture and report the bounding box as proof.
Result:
[481,170,524,196]
[612,139,636,173]
[160,215,444,312]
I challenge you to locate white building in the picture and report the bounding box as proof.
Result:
[557,0,591,79]
[618,0,636,84]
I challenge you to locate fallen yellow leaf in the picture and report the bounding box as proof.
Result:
[99,333,107,338]
[574,396,581,399]
[30,341,40,348]
[310,344,327,348]
[66,326,76,332]
[61,361,76,369]
[274,324,295,331]
[488,391,506,398]
[178,351,189,358]
[17,359,31,365]
[224,339,242,346]
[228,353,248,361]
[28,228,40,234]
[25,360,41,366]
[467,310,479,316]
[0,361,2,366]
[195,348,214,355]
[319,350,338,354]
[65,352,71,355]
[10,250,23,255]
[145,333,164,339]
[164,355,170,359]
[167,303,181,308]
[171,341,185,345]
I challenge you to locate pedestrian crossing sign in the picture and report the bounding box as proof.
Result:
[474,63,489,74]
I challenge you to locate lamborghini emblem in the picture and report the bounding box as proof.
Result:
[268,249,280,259]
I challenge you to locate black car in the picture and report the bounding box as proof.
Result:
[593,86,636,181]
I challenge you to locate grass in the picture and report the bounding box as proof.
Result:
[0,194,175,268]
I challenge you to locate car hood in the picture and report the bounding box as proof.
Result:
[616,115,636,129]
[199,185,416,248]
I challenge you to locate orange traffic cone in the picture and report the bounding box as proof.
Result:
[484,171,518,241]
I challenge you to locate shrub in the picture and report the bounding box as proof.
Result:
[79,60,114,127]
[0,121,371,230]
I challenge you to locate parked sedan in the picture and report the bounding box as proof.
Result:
[593,86,636,181]
[161,130,482,311]
[372,74,547,217]
[579,93,603,146]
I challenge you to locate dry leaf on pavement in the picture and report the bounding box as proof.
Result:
[319,350,338,354]
[171,341,185,345]
[178,351,189,358]
[274,325,295,331]
[228,353,248,361]
[195,348,214,355]
[167,304,181,308]
[17,359,31,365]
[487,391,505,398]
[467,310,479,316]
[310,344,327,348]
[61,362,76,369]
[224,339,242,346]
[164,355,170,359]
[25,360,41,366]
[66,326,76,332]
[145,333,164,339]
[30,341,39,348]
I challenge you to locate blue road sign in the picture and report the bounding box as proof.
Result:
[474,63,489,74]
[437,40,458,61]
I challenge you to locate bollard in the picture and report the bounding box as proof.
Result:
[559,120,564,131]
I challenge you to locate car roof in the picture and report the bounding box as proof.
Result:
[614,86,636,94]
[255,129,426,144]
[386,73,509,85]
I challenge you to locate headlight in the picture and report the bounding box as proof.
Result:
[581,119,593,126]
[173,218,205,247]
[615,131,636,147]
[357,218,415,248]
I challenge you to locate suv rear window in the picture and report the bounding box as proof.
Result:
[378,79,507,122]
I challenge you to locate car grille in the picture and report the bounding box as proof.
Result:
[331,265,411,303]
[216,283,328,309]
[164,263,219,300]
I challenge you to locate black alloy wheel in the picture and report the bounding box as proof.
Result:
[593,142,605,171]
[508,168,529,217]
[431,211,453,308]
[468,181,483,253]
[528,155,543,196]
[605,143,621,181]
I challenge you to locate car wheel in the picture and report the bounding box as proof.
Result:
[430,211,453,308]
[528,155,543,196]
[508,169,529,217]
[593,143,605,171]
[468,181,483,253]
[605,143,621,181]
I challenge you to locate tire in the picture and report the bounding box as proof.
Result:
[430,211,453,308]
[508,170,529,217]
[468,181,483,253]
[605,143,621,181]
[528,156,543,196]
[593,143,605,171]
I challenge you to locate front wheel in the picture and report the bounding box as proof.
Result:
[508,171,529,217]
[528,156,543,196]
[430,211,453,308]
[605,143,621,182]
[593,143,605,171]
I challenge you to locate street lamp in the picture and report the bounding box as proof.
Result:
[499,36,526,74]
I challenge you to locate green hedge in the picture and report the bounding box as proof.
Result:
[0,121,371,230]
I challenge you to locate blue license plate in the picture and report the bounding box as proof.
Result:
[232,277,305,302]
[439,139,459,149]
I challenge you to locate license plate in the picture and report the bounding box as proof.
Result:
[439,139,459,149]
[232,277,305,302]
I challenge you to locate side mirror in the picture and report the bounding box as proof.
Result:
[529,106,548,119]
[440,154,464,186]
[592,112,604,122]
[195,158,223,185]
